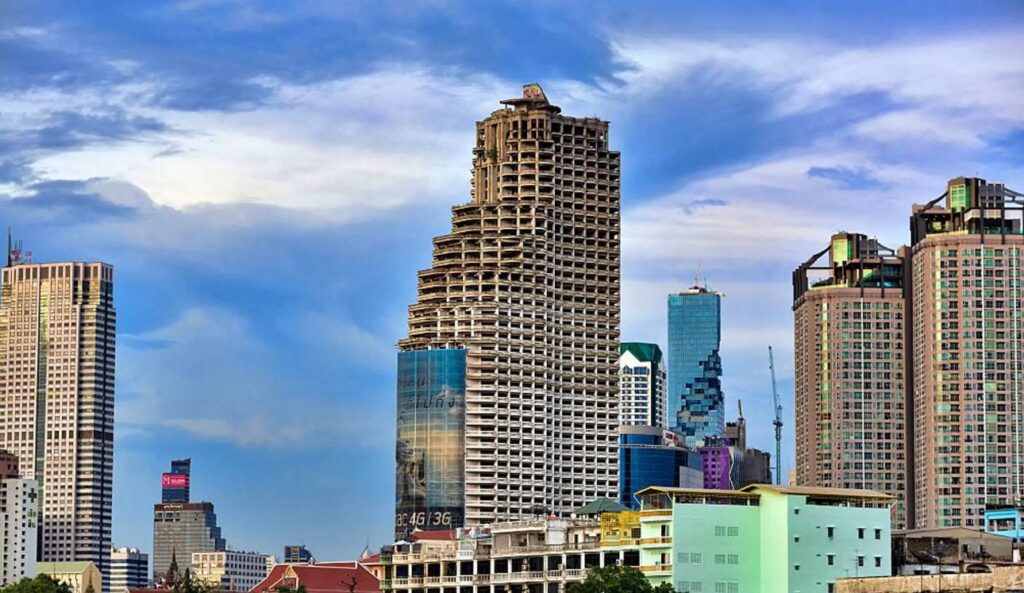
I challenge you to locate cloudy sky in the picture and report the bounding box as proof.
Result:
[2,0,1023,561]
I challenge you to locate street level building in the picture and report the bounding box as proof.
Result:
[618,343,666,428]
[667,283,725,447]
[793,231,910,529]
[1,451,38,585]
[395,84,621,537]
[0,250,116,581]
[152,503,225,583]
[381,515,643,593]
[37,561,103,593]
[910,178,1024,529]
[638,484,893,593]
[109,548,148,593]
[192,550,273,592]
[253,562,378,593]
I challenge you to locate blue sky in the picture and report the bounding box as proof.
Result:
[2,0,1023,561]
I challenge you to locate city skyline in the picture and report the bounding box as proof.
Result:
[1,0,1023,563]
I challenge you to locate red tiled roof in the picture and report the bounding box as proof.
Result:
[250,563,379,593]
[359,554,381,564]
[408,529,455,541]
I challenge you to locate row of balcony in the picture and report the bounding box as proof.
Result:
[383,568,589,589]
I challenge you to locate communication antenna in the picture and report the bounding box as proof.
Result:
[769,346,783,485]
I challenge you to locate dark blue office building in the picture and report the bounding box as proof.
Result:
[618,426,703,509]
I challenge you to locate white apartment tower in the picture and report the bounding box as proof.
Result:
[1,451,38,585]
[109,547,148,593]
[0,248,116,581]
[618,343,666,428]
[395,84,621,536]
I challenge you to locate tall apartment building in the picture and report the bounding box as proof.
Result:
[191,550,273,592]
[667,283,725,447]
[793,231,910,529]
[395,84,621,538]
[0,249,115,580]
[109,548,148,593]
[792,177,1024,531]
[1,450,38,585]
[618,343,666,427]
[910,177,1024,529]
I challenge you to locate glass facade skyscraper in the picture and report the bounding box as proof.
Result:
[394,349,466,539]
[667,285,725,447]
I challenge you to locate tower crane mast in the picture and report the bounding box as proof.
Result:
[769,346,783,485]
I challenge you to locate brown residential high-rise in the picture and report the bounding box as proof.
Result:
[910,177,1024,529]
[395,84,620,536]
[793,232,910,529]
[0,244,115,580]
[793,177,1024,531]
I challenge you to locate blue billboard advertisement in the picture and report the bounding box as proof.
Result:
[394,349,466,539]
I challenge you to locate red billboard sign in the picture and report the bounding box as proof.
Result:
[162,473,189,488]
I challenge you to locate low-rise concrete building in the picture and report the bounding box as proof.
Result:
[37,561,103,593]
[382,516,642,593]
[191,550,273,592]
[637,484,893,593]
[893,528,1014,575]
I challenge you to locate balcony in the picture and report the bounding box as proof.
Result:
[640,565,672,575]
[638,537,673,547]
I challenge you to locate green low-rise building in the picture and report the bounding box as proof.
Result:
[637,484,892,593]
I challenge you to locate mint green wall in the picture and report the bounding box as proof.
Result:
[671,503,761,593]
[758,490,791,593]
[760,490,892,593]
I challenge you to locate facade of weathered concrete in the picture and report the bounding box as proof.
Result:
[837,565,1024,593]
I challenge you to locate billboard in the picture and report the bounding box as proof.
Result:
[162,473,190,489]
[395,349,466,539]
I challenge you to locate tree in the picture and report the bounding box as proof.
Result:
[568,566,678,593]
[0,575,73,593]
[275,585,307,593]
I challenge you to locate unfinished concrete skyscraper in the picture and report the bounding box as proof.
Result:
[395,84,621,537]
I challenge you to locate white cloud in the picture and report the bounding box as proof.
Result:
[4,66,511,217]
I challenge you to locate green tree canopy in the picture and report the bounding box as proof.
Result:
[0,575,73,593]
[568,566,677,593]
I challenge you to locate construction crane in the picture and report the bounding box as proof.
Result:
[768,346,783,485]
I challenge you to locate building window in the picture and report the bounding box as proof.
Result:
[827,555,834,566]
[874,557,882,568]
[794,564,800,571]
[858,528,865,539]
[715,526,726,536]
[727,555,738,565]
[691,553,703,564]
[714,554,726,565]
[874,529,882,540]
[794,536,800,543]
[827,526,834,539]
[857,556,864,567]
[794,509,800,515]
[727,527,738,537]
